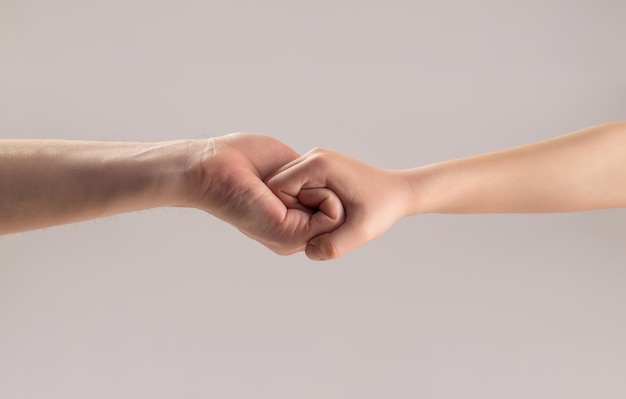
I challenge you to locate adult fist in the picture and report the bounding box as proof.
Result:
[190,133,345,255]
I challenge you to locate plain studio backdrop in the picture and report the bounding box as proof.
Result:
[1,1,625,398]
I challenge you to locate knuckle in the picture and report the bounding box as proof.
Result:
[307,150,331,167]
[308,147,327,155]
[307,147,332,161]
[319,239,341,260]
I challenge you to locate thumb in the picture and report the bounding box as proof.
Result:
[304,217,368,261]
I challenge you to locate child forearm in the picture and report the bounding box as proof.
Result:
[406,121,626,215]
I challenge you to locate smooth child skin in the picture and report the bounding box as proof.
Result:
[266,148,409,260]
[267,121,626,260]
[1,121,625,260]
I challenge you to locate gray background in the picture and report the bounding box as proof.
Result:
[1,0,625,398]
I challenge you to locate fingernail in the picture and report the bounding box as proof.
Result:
[306,243,323,261]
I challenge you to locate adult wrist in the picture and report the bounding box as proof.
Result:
[161,138,214,209]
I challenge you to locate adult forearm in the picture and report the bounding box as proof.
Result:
[0,139,202,234]
[406,121,626,215]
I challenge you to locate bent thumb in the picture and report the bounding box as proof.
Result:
[305,218,367,261]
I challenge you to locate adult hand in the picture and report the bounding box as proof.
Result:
[190,134,345,255]
[266,148,409,260]
[0,133,343,255]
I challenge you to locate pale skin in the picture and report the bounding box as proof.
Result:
[266,121,626,260]
[2,121,625,260]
